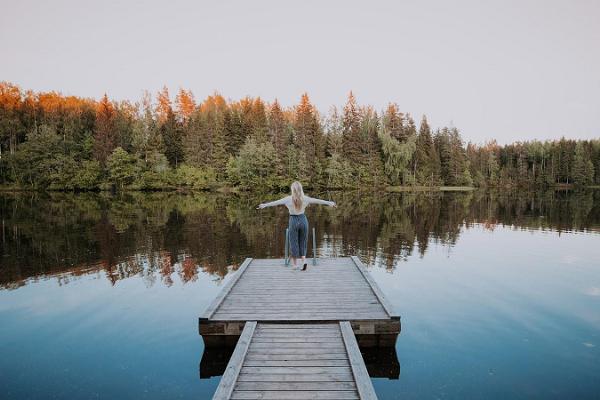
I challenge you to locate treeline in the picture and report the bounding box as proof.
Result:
[0,81,598,191]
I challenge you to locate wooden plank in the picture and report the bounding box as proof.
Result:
[340,321,377,400]
[240,366,352,374]
[246,348,348,355]
[350,256,400,320]
[256,328,341,333]
[231,391,359,400]
[252,338,343,343]
[254,333,342,339]
[234,382,357,391]
[256,328,340,334]
[237,373,354,382]
[221,301,382,309]
[243,360,349,367]
[249,344,346,351]
[219,306,384,312]
[212,314,389,320]
[257,324,339,329]
[245,353,350,361]
[212,321,257,400]
[200,258,253,320]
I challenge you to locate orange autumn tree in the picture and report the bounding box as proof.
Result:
[93,94,117,165]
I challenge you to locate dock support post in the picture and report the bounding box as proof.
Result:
[312,227,317,265]
[284,228,289,266]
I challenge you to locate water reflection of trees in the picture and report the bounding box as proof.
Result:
[1,190,599,289]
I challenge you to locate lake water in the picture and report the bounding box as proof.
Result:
[1,190,599,399]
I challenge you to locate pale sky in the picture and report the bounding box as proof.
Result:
[1,0,599,144]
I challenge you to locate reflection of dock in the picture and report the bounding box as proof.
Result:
[199,257,401,399]
[200,342,400,380]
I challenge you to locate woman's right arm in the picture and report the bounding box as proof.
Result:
[257,196,290,209]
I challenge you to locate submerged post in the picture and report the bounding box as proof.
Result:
[312,227,317,265]
[284,228,289,266]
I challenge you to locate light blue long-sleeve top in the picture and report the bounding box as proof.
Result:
[259,195,335,215]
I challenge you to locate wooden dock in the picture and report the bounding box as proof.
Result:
[212,322,377,400]
[200,257,400,399]
[200,257,400,347]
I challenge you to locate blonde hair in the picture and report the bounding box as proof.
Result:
[290,181,304,212]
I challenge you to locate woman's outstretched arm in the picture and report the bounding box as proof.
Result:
[257,196,291,209]
[305,196,336,207]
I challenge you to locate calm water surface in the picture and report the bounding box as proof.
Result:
[1,190,599,399]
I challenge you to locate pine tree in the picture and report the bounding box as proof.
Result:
[359,106,385,186]
[294,94,324,163]
[383,103,406,142]
[572,142,594,186]
[161,109,184,167]
[93,94,117,165]
[250,98,268,141]
[268,99,286,155]
[341,91,362,166]
[156,86,172,123]
[414,115,440,185]
[175,88,196,122]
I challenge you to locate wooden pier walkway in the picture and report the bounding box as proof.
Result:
[200,257,400,399]
[213,322,376,400]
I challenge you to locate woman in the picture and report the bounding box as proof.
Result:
[257,181,336,270]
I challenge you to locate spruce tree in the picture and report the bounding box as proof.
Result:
[383,103,406,142]
[572,142,594,186]
[341,91,362,165]
[161,109,184,168]
[268,99,286,155]
[414,115,439,185]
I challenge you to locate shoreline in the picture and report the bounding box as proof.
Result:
[0,184,598,194]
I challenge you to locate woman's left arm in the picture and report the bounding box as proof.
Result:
[305,196,336,207]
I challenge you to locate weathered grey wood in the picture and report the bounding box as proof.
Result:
[212,313,389,320]
[249,343,346,349]
[240,366,352,374]
[245,353,350,361]
[231,391,359,399]
[246,348,348,355]
[243,360,349,367]
[340,321,378,400]
[256,328,341,333]
[350,256,400,320]
[252,337,342,343]
[234,381,357,391]
[212,322,370,399]
[257,323,340,329]
[254,330,340,335]
[212,321,257,400]
[218,307,385,313]
[237,373,354,382]
[200,258,253,320]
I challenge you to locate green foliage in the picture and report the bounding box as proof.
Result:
[1,81,598,191]
[8,125,66,188]
[107,147,141,189]
[572,142,595,186]
[379,128,416,185]
[160,111,184,167]
[71,160,102,189]
[324,153,354,188]
[226,137,280,190]
[172,164,216,190]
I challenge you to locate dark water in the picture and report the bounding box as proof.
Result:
[1,190,599,399]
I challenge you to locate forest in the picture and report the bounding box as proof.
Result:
[0,81,598,191]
